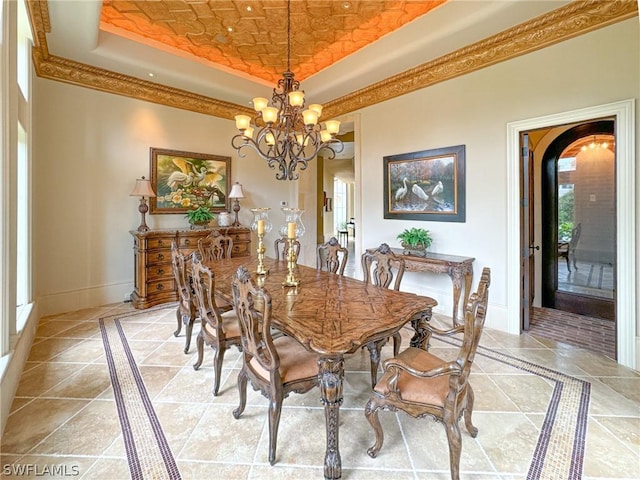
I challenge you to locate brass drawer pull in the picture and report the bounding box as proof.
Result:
[156,284,164,291]
[158,254,164,260]
[158,240,164,246]
[157,269,164,275]
[184,239,191,245]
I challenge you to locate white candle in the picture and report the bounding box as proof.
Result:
[287,222,296,239]
[257,219,265,235]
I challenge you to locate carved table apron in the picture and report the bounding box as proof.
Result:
[207,256,437,479]
[391,248,475,325]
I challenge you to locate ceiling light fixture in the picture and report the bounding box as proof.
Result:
[231,0,343,180]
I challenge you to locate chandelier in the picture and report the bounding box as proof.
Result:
[231,0,343,181]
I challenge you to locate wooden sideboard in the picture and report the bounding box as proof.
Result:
[390,248,475,325]
[129,227,251,309]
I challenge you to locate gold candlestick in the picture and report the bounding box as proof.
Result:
[282,237,299,287]
[256,233,269,275]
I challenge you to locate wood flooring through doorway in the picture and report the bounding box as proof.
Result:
[529,306,615,360]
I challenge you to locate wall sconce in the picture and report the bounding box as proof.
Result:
[228,182,245,227]
[129,176,156,232]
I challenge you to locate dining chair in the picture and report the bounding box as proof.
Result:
[317,236,349,275]
[171,241,198,354]
[558,222,581,272]
[231,265,319,465]
[274,236,301,261]
[191,257,243,396]
[365,267,491,480]
[360,242,406,387]
[197,231,235,313]
[198,230,233,261]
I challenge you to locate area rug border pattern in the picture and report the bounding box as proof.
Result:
[101,306,591,480]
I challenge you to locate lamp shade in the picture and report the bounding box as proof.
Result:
[228,182,245,199]
[130,176,156,197]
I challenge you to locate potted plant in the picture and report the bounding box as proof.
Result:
[397,227,432,256]
[185,205,214,228]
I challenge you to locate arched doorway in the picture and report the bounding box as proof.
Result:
[540,120,615,321]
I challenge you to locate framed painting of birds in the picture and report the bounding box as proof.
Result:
[149,148,231,214]
[383,145,466,222]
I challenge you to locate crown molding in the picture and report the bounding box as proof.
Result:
[27,0,637,121]
[323,0,638,119]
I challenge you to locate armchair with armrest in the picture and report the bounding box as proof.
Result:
[365,267,491,480]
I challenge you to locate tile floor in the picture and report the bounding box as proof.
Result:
[1,300,639,480]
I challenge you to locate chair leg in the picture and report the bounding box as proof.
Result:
[565,253,571,272]
[267,394,283,465]
[192,330,205,371]
[173,307,182,337]
[392,332,401,356]
[212,345,226,396]
[463,386,478,437]
[364,399,384,458]
[444,418,462,480]
[366,341,383,389]
[184,313,196,354]
[233,370,248,419]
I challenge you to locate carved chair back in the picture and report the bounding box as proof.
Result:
[170,241,198,353]
[274,237,301,261]
[191,257,226,337]
[361,243,406,291]
[198,231,233,262]
[317,236,349,275]
[232,266,280,379]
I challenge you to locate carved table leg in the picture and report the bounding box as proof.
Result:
[318,356,344,480]
[449,266,474,326]
[449,268,463,326]
[410,307,433,350]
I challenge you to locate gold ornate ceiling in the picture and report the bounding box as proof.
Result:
[27,1,638,121]
[100,0,446,84]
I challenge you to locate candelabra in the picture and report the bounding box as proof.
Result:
[251,208,272,275]
[282,236,299,287]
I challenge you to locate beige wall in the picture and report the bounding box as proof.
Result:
[32,19,638,333]
[32,83,304,314]
[355,19,638,329]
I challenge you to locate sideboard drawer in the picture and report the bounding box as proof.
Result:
[130,227,251,309]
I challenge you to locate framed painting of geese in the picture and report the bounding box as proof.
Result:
[384,145,465,222]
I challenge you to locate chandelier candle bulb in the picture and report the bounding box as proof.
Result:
[235,115,251,130]
[302,109,319,126]
[288,222,296,239]
[288,91,305,107]
[309,104,323,116]
[320,130,332,142]
[325,120,341,134]
[252,97,268,112]
[257,219,265,235]
[261,107,279,124]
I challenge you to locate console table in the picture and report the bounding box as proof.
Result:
[129,226,250,309]
[391,248,475,324]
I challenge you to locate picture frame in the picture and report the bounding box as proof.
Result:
[149,148,231,214]
[383,145,466,222]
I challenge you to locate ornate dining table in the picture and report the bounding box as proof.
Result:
[207,255,437,479]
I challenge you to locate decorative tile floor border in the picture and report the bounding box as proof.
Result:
[101,307,590,480]
[472,344,591,480]
[100,311,182,480]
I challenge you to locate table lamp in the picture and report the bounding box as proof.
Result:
[129,176,156,232]
[228,182,245,227]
